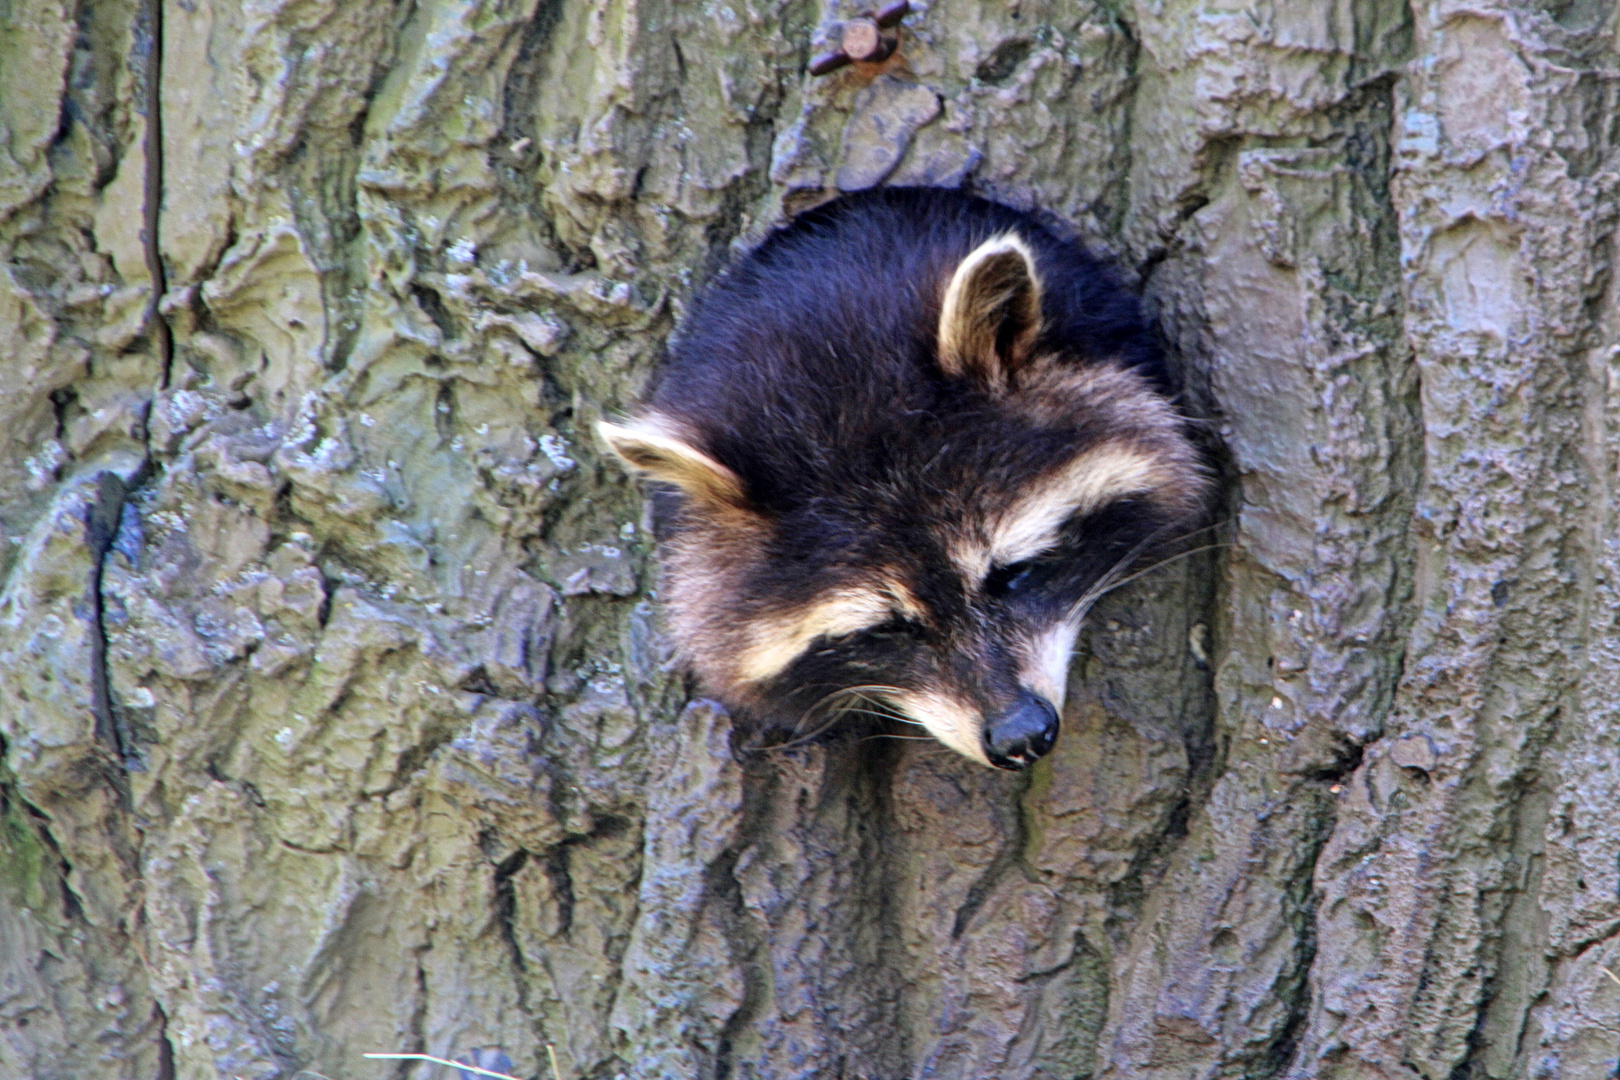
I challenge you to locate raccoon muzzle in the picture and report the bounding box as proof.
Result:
[983,689,1061,770]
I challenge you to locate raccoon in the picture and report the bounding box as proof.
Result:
[599,188,1207,769]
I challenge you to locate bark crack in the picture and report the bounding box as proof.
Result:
[493,847,533,984]
[1252,809,1329,1080]
[139,0,172,388]
[951,769,1034,940]
[84,471,131,778]
[154,1002,176,1080]
[707,844,768,1080]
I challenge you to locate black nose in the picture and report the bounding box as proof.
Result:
[983,691,1060,770]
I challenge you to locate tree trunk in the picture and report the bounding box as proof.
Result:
[2,1,1617,1078]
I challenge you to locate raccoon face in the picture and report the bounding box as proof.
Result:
[599,190,1207,769]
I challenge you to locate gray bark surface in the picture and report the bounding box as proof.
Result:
[1,1,1617,1078]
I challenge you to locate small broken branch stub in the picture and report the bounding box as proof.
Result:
[810,1,910,76]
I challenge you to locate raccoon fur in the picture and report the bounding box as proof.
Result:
[600,188,1207,769]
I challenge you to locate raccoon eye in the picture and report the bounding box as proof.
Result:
[984,560,1037,597]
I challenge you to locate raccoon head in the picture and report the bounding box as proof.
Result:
[600,194,1207,769]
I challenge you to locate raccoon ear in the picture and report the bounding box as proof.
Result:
[597,417,748,508]
[937,233,1044,387]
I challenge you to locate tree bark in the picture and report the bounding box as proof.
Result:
[1,1,1617,1078]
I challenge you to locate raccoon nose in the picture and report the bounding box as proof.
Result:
[983,691,1060,770]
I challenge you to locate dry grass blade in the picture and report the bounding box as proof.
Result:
[362,1053,522,1080]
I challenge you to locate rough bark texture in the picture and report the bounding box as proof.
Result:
[1,1,1618,1078]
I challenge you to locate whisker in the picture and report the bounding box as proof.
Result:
[792,686,866,736]
[767,684,913,754]
[756,706,926,754]
[746,679,945,756]
[1065,519,1234,623]
[836,705,893,719]
[1067,532,1162,620]
[844,705,923,727]
[822,687,905,720]
[1160,517,1235,546]
[757,720,845,754]
[1078,541,1230,612]
[844,689,916,720]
